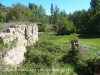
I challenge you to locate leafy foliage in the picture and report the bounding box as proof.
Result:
[57,20,75,35]
[0,13,6,22]
[90,0,100,13]
[25,41,62,68]
[0,1,100,34]
[38,23,47,32]
[6,3,31,22]
[0,1,100,75]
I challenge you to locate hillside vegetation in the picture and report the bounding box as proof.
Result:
[1,33,100,75]
[0,0,100,34]
[0,0,100,75]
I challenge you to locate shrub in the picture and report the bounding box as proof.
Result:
[60,50,80,65]
[0,13,6,22]
[25,41,62,68]
[57,21,75,35]
[38,23,47,32]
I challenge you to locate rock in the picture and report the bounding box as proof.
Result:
[71,39,79,50]
[4,46,26,66]
[0,24,38,45]
[0,23,38,66]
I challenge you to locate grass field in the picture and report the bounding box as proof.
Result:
[39,32,100,58]
[0,31,100,75]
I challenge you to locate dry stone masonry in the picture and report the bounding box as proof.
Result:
[0,24,38,66]
[71,39,79,50]
[0,24,38,46]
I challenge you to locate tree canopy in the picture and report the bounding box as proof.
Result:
[0,1,100,34]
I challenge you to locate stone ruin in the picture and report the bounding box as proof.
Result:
[0,24,38,66]
[71,39,79,50]
[0,24,38,46]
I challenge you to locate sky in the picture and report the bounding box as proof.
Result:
[0,0,91,15]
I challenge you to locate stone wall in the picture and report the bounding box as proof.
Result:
[0,24,38,46]
[0,24,38,66]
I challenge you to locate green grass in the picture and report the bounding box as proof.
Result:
[39,34,78,44]
[39,32,100,58]
[0,32,100,75]
[39,33,100,42]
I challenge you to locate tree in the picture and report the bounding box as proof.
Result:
[0,4,8,14]
[90,0,100,33]
[68,9,99,34]
[68,10,82,33]
[56,17,75,35]
[50,3,54,24]
[50,4,60,24]
[28,3,48,23]
[0,13,6,22]
[60,10,67,17]
[28,3,35,11]
[7,3,31,22]
[38,4,46,18]
[57,21,75,35]
[53,5,59,24]
[88,11,100,33]
[0,3,8,22]
[28,3,38,13]
[90,0,100,14]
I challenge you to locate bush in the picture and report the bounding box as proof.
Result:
[60,50,80,65]
[38,24,47,32]
[60,48,100,75]
[74,58,100,75]
[25,41,62,68]
[57,21,75,35]
[0,13,6,22]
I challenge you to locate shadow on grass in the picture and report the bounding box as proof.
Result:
[78,34,100,39]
